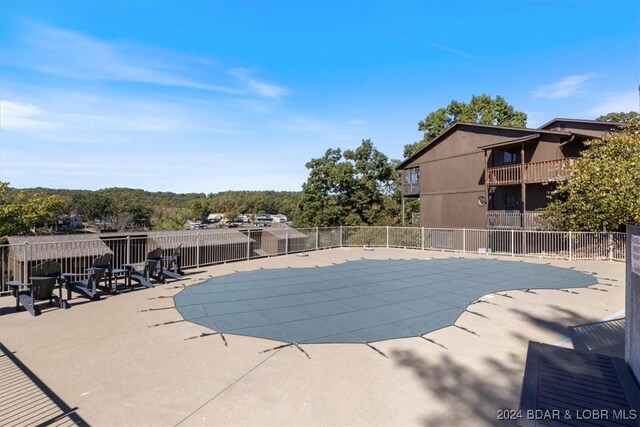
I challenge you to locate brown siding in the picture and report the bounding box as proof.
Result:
[401,120,622,229]
[543,121,618,138]
[529,140,561,162]
[409,126,525,228]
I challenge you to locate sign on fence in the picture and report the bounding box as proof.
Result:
[632,234,640,277]
[626,225,640,382]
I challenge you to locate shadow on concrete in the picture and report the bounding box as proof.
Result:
[390,305,627,426]
[0,342,89,426]
[509,305,626,357]
[390,349,520,427]
[509,305,593,344]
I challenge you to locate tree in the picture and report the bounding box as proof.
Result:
[543,119,640,231]
[596,111,638,123]
[188,199,210,222]
[69,192,114,221]
[126,202,152,229]
[298,139,396,226]
[151,206,191,230]
[0,182,65,236]
[404,94,527,157]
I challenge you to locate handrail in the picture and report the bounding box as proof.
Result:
[0,225,626,294]
[486,158,576,185]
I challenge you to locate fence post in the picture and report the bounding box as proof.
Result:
[608,233,613,261]
[339,226,343,247]
[386,226,390,248]
[126,236,131,265]
[315,227,319,251]
[246,230,251,260]
[23,241,29,282]
[511,229,514,257]
[421,227,425,251]
[285,228,289,255]
[462,228,466,254]
[196,232,201,268]
[568,231,572,261]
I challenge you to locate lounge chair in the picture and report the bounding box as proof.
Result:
[124,248,164,288]
[160,245,184,280]
[64,253,112,301]
[7,260,67,316]
[172,244,185,276]
[124,247,184,288]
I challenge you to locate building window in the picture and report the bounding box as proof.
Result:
[503,192,520,210]
[404,168,419,185]
[403,168,420,195]
[502,150,520,166]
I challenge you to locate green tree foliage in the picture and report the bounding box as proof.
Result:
[543,119,640,231]
[150,207,191,230]
[596,111,638,123]
[403,94,527,157]
[70,192,115,221]
[0,182,65,236]
[7,185,302,231]
[127,202,153,229]
[298,139,397,226]
[188,199,210,222]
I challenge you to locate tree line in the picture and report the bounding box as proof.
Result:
[0,185,303,236]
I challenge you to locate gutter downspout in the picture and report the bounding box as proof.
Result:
[557,134,575,159]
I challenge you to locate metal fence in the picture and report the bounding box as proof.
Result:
[0,226,626,294]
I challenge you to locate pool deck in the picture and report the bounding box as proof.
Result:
[0,248,626,426]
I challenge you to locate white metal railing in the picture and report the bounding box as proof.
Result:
[0,226,626,294]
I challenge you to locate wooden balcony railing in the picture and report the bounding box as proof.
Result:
[402,183,420,196]
[486,211,555,230]
[486,164,521,185]
[486,158,576,186]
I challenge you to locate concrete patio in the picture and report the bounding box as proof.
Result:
[0,248,627,426]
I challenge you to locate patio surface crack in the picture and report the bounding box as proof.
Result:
[174,347,283,426]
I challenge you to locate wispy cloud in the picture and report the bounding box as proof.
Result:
[4,21,287,98]
[230,68,288,99]
[585,91,639,117]
[0,83,241,145]
[0,83,355,192]
[0,100,60,130]
[532,73,595,99]
[429,44,480,60]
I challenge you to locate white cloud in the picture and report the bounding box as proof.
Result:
[532,73,595,99]
[0,84,356,192]
[230,68,288,99]
[585,91,639,117]
[429,44,480,60]
[0,100,60,130]
[4,21,288,99]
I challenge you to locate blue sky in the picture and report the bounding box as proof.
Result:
[1,0,638,193]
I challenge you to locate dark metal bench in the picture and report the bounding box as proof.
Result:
[518,341,639,427]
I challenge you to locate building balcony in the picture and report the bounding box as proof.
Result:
[486,158,576,186]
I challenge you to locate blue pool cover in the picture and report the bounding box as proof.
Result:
[173,259,596,344]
